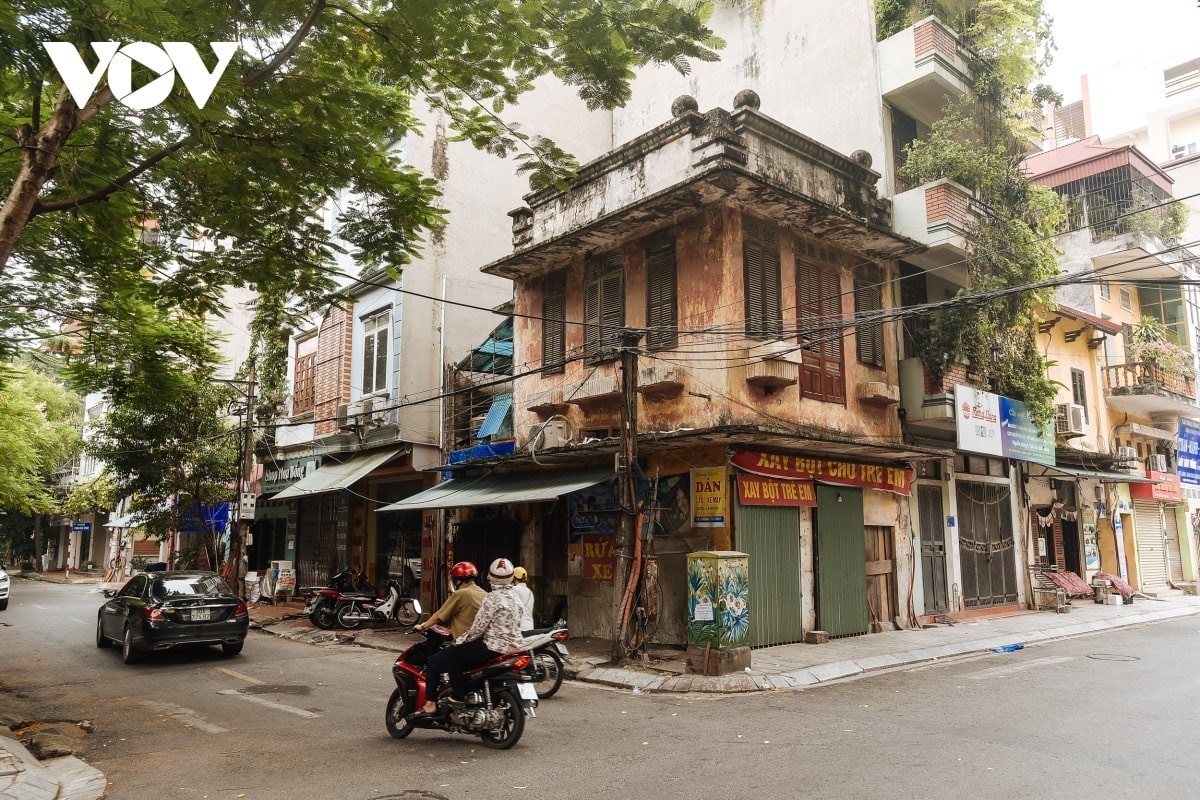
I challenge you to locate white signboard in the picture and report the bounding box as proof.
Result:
[954,385,1003,457]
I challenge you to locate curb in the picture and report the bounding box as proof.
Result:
[0,735,106,800]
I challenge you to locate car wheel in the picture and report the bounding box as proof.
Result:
[0,599,8,611]
[121,626,140,665]
[222,641,244,657]
[96,615,109,648]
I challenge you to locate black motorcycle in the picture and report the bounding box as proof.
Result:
[301,570,374,630]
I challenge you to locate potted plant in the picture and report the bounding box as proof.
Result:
[1127,316,1196,382]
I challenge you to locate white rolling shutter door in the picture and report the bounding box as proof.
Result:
[1133,501,1169,590]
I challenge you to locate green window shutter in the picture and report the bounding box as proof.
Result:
[542,273,566,372]
[646,229,677,351]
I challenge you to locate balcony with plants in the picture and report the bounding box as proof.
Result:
[1104,316,1198,417]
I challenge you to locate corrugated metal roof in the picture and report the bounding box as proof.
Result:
[376,466,614,512]
[475,392,513,439]
[274,447,406,500]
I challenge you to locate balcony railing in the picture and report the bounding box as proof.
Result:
[1103,362,1196,399]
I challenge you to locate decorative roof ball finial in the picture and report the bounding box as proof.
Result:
[671,95,699,118]
[851,150,873,169]
[733,89,761,111]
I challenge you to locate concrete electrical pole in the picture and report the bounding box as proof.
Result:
[613,329,641,660]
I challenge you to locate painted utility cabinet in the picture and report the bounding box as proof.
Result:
[686,551,751,673]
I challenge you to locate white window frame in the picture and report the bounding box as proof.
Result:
[360,309,391,396]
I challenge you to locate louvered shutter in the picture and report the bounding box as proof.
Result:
[542,273,566,372]
[798,263,845,403]
[854,266,884,369]
[743,216,781,339]
[600,252,625,352]
[646,230,677,350]
[584,256,602,357]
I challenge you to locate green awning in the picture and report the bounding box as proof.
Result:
[377,466,614,512]
[274,447,406,500]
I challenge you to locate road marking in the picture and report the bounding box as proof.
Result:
[69,617,87,625]
[218,689,321,719]
[968,655,1073,680]
[32,604,47,610]
[213,666,264,685]
[139,700,228,733]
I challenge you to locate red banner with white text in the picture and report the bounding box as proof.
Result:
[731,450,913,496]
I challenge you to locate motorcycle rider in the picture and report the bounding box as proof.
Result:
[414,561,486,639]
[418,557,524,715]
[512,566,535,630]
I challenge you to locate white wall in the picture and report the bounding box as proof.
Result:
[615,0,888,183]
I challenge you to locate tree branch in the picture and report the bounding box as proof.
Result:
[243,1,328,87]
[31,137,190,216]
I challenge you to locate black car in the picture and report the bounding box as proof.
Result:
[97,570,249,664]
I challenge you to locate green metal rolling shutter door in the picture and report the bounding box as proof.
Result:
[815,485,869,637]
[736,500,804,647]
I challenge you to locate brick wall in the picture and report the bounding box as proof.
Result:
[313,302,354,437]
[913,19,957,59]
[924,182,971,226]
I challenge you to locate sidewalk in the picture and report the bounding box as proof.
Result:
[0,703,107,800]
[247,592,1200,694]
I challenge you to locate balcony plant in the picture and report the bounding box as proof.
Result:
[1127,316,1196,380]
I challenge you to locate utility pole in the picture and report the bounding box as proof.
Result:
[234,369,257,595]
[613,329,641,661]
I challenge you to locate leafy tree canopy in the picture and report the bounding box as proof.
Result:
[0,1,721,383]
[0,360,80,513]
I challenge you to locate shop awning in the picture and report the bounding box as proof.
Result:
[377,466,614,512]
[103,513,134,528]
[274,447,406,500]
[1027,464,1157,483]
[476,393,512,439]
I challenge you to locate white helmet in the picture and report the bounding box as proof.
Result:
[488,557,516,586]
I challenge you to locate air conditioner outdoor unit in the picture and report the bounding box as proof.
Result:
[337,401,363,431]
[1115,446,1138,461]
[1147,453,1169,473]
[527,419,569,450]
[1054,403,1085,436]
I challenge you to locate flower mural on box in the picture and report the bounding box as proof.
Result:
[687,556,717,647]
[720,559,749,645]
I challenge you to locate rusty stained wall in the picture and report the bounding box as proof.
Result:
[513,205,903,447]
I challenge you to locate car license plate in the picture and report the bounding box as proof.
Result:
[517,682,538,701]
[555,644,570,656]
[191,608,212,621]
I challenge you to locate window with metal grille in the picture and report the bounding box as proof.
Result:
[1070,368,1088,422]
[361,309,390,395]
[854,265,884,368]
[292,351,316,414]
[743,216,782,340]
[645,229,677,351]
[584,249,625,360]
[798,253,845,403]
[542,272,566,372]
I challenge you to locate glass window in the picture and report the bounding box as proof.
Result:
[1119,288,1132,311]
[153,575,232,598]
[361,310,390,395]
[1099,282,1111,300]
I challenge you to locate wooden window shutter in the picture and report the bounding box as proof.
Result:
[585,249,625,359]
[743,216,781,339]
[854,266,884,368]
[645,229,677,351]
[798,262,845,403]
[584,256,602,357]
[542,273,566,372]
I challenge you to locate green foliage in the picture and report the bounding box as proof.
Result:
[0,1,721,376]
[62,472,118,517]
[1128,316,1196,378]
[0,363,81,514]
[897,4,1065,426]
[89,364,238,570]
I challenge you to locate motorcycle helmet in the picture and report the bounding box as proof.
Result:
[512,566,528,582]
[488,558,516,586]
[450,561,478,584]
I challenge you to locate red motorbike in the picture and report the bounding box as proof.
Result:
[302,570,374,630]
[384,624,539,750]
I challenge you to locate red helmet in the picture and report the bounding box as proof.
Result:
[450,561,478,581]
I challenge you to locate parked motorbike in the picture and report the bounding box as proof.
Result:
[333,580,420,629]
[302,570,375,630]
[522,620,570,699]
[385,624,539,750]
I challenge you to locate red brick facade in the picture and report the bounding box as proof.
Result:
[924,182,971,226]
[313,302,354,437]
[913,19,957,59]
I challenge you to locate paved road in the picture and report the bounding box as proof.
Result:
[4,579,1200,800]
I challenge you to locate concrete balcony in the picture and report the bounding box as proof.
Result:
[879,17,972,126]
[892,179,975,268]
[1103,362,1199,417]
[898,358,982,437]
